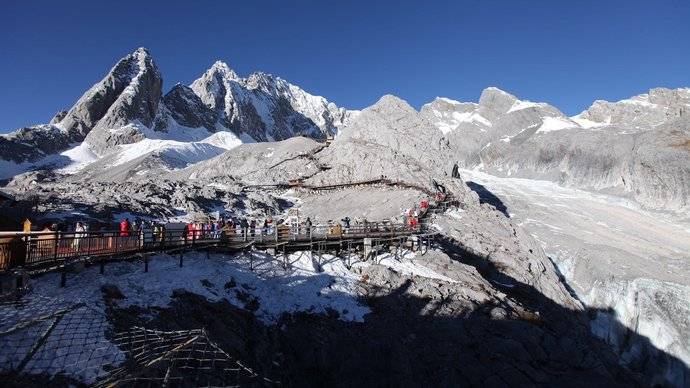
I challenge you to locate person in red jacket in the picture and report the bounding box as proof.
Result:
[119,218,131,237]
[187,222,196,240]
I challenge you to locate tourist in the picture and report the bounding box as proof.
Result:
[119,219,131,237]
[72,222,85,251]
[305,217,312,236]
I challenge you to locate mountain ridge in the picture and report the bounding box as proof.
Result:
[1,49,688,213]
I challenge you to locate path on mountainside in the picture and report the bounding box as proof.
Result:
[242,176,439,197]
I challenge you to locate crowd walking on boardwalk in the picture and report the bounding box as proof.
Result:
[0,192,451,271]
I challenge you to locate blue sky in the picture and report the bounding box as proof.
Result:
[1,0,689,131]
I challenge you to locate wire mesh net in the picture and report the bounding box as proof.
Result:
[0,291,265,386]
[0,293,120,383]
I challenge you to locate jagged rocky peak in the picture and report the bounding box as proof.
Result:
[370,94,418,115]
[189,60,355,142]
[339,94,421,141]
[426,97,477,111]
[478,87,566,120]
[245,71,282,92]
[647,87,690,105]
[420,97,489,135]
[300,93,452,190]
[421,88,569,137]
[576,87,690,129]
[64,47,161,137]
[73,47,163,155]
[189,60,239,116]
[209,60,239,80]
[0,47,164,163]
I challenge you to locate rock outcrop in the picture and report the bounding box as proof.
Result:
[310,95,453,188]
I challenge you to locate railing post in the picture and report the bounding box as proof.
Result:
[179,252,183,267]
[60,265,67,288]
[346,242,352,269]
[24,234,31,267]
[86,233,92,256]
[53,233,59,264]
[282,244,287,269]
[144,255,149,272]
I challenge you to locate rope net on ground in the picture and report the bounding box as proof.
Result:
[97,327,261,387]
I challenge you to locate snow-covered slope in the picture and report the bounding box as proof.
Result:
[66,132,244,181]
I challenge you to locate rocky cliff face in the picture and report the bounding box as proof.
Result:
[157,84,219,131]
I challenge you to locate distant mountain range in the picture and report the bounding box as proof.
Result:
[1,47,688,212]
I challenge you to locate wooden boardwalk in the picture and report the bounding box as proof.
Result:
[0,222,437,274]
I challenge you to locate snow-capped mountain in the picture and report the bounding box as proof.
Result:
[0,48,356,179]
[189,61,357,142]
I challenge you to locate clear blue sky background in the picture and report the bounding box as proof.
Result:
[1,0,689,131]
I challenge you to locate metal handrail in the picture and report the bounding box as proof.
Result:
[0,221,437,272]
